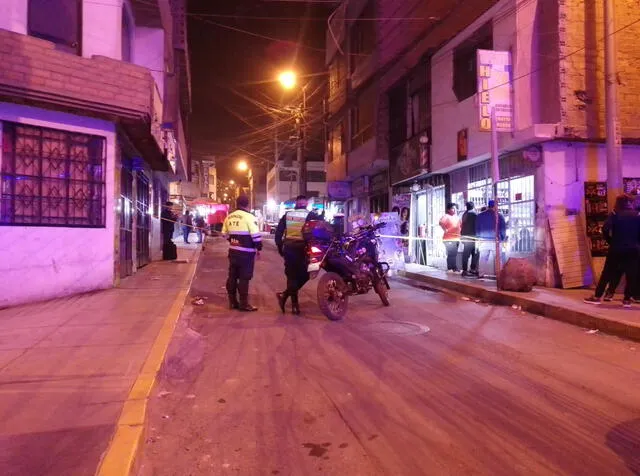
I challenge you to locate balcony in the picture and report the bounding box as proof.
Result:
[0,29,168,171]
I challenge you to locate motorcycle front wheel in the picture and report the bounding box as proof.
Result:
[374,279,390,306]
[317,272,349,321]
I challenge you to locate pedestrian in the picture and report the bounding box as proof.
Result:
[182,210,193,244]
[584,193,640,307]
[475,200,507,277]
[222,195,262,312]
[439,203,461,272]
[275,195,321,315]
[460,201,479,277]
[195,214,206,243]
[161,201,176,244]
[161,201,178,260]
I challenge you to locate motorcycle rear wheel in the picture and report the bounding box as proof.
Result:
[317,272,349,321]
[374,279,390,306]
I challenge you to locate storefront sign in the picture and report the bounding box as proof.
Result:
[457,129,468,162]
[477,50,513,132]
[370,172,388,194]
[623,177,640,195]
[352,176,369,197]
[327,181,351,200]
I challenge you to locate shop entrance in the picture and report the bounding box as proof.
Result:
[136,173,151,269]
[119,165,134,278]
[413,185,446,266]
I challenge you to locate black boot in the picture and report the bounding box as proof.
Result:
[291,293,300,315]
[238,296,258,312]
[277,291,289,313]
[228,295,239,310]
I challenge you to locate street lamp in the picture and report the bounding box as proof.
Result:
[278,70,306,196]
[278,70,297,90]
[236,159,253,210]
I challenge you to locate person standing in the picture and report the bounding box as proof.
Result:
[161,201,177,260]
[275,195,320,315]
[222,196,262,312]
[584,194,640,307]
[475,200,507,277]
[182,210,193,244]
[194,214,206,244]
[439,203,462,272]
[460,201,479,277]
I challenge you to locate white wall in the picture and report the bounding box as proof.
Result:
[133,27,166,100]
[543,142,640,210]
[82,0,124,60]
[0,0,27,34]
[430,0,550,173]
[0,103,116,307]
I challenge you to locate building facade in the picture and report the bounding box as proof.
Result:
[388,0,640,286]
[266,160,327,205]
[0,0,191,307]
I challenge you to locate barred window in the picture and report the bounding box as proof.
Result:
[0,122,106,227]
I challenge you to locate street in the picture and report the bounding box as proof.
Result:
[138,238,640,476]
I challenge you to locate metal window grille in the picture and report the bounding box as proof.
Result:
[0,122,106,227]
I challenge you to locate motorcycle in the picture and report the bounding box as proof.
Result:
[304,220,391,321]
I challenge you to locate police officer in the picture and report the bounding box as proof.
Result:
[222,195,262,312]
[275,195,320,315]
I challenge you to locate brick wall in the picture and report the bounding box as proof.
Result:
[561,0,640,139]
[0,29,154,117]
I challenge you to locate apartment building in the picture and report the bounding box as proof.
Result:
[391,0,640,286]
[0,0,191,306]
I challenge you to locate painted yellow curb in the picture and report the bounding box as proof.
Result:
[95,247,201,476]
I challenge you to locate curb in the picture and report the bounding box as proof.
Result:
[95,246,203,476]
[397,270,640,343]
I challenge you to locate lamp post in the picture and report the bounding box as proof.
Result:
[237,160,253,210]
[278,70,307,197]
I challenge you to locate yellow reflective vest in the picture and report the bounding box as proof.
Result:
[222,209,262,253]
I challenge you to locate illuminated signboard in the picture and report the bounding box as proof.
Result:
[477,49,513,132]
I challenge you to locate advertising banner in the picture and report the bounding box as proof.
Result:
[372,212,405,273]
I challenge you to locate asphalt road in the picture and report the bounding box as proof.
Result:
[138,238,640,476]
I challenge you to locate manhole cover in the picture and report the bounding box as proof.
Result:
[361,321,430,336]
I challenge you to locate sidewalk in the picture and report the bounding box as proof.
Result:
[0,242,201,476]
[398,264,640,342]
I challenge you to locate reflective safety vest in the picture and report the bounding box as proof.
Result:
[285,209,310,241]
[222,209,263,253]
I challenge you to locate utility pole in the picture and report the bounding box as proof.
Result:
[605,0,622,209]
[491,107,502,289]
[297,86,307,197]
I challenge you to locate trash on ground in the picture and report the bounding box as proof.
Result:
[585,329,599,335]
[474,299,481,303]
[192,298,205,306]
[461,296,471,301]
[157,390,171,398]
[162,415,170,419]
[186,394,196,399]
[511,304,522,311]
[151,277,161,280]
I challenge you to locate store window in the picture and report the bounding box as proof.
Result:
[388,84,407,150]
[452,157,536,255]
[1,122,106,227]
[28,0,82,55]
[370,194,388,214]
[453,22,493,102]
[328,54,346,101]
[328,122,344,164]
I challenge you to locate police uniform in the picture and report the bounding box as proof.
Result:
[222,208,262,311]
[275,207,318,314]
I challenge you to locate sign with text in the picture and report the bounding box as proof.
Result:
[327,181,351,200]
[477,50,513,132]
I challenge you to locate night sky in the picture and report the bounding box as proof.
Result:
[187,0,334,184]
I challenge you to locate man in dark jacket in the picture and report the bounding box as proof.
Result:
[460,202,479,277]
[475,200,507,277]
[275,195,321,315]
[584,194,640,307]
